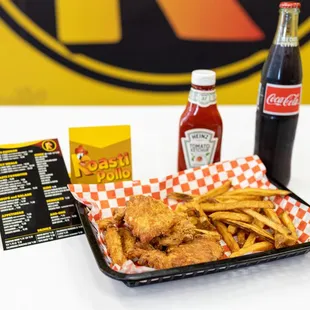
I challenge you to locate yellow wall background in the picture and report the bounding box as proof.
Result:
[0,0,309,105]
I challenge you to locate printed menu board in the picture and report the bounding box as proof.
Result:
[0,139,84,250]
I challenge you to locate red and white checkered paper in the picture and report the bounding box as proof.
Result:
[68,155,310,274]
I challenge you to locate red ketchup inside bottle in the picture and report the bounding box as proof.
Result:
[178,70,223,172]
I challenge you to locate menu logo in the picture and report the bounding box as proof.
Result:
[0,0,309,91]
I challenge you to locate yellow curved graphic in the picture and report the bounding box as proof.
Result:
[1,0,309,86]
[0,140,41,149]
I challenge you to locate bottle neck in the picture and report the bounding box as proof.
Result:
[188,84,217,107]
[191,84,215,91]
[273,8,300,47]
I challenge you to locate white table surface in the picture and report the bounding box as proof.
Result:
[0,105,309,310]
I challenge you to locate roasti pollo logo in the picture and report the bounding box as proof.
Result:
[71,145,131,183]
[0,0,309,91]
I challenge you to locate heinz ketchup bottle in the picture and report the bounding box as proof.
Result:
[178,70,223,172]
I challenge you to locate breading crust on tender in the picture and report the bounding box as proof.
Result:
[124,195,177,243]
[105,227,127,266]
[119,227,136,256]
[155,215,196,247]
[130,235,223,269]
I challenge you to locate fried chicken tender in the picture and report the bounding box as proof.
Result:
[105,227,127,266]
[126,242,155,260]
[124,195,177,243]
[119,227,136,256]
[98,208,125,230]
[156,215,196,247]
[98,218,114,230]
[133,249,169,269]
[112,208,125,226]
[131,235,223,269]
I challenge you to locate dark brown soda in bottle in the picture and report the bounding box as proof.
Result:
[254,2,303,186]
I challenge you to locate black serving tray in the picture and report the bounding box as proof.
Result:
[76,177,310,287]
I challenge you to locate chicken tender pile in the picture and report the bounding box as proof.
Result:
[98,195,223,269]
[97,181,295,270]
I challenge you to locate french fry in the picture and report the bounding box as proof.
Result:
[195,229,221,241]
[201,200,274,212]
[197,218,216,231]
[204,198,219,204]
[237,230,246,247]
[197,214,216,231]
[263,209,282,224]
[214,221,240,253]
[192,202,216,231]
[167,192,196,202]
[262,209,296,248]
[216,195,262,202]
[263,209,286,248]
[189,216,198,226]
[227,224,238,235]
[215,199,242,204]
[242,209,291,236]
[196,203,207,217]
[275,233,287,249]
[280,211,298,239]
[186,208,200,218]
[176,202,200,217]
[243,219,264,248]
[209,212,253,223]
[230,241,274,258]
[175,203,188,213]
[225,220,274,242]
[274,233,297,249]
[197,181,231,202]
[264,210,286,245]
[223,188,290,197]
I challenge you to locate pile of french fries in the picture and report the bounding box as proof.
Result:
[169,181,298,258]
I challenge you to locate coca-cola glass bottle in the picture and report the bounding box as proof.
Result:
[254,2,302,187]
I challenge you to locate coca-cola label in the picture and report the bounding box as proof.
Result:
[263,83,302,116]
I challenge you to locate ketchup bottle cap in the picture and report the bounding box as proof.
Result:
[191,70,216,86]
[279,2,301,9]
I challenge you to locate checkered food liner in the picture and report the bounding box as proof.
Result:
[68,155,310,274]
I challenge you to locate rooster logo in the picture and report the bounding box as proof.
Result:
[42,140,57,152]
[71,145,92,177]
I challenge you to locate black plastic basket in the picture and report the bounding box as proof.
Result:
[76,177,310,287]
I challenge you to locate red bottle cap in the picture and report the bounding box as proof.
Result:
[279,2,301,9]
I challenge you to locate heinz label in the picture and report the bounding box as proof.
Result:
[263,83,302,116]
[181,129,218,169]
